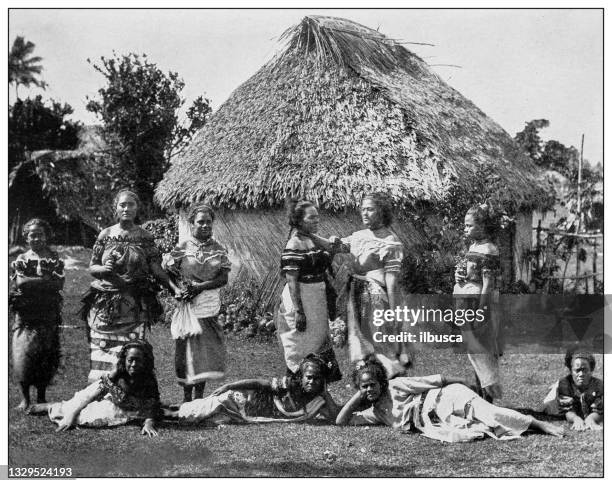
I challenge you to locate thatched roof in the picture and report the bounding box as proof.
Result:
[156,15,549,212]
[9,147,116,231]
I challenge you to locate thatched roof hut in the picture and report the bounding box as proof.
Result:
[9,126,115,246]
[155,15,549,307]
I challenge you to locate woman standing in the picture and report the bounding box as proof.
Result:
[163,204,231,402]
[453,204,502,402]
[312,194,407,376]
[276,200,341,382]
[82,189,180,382]
[10,218,64,410]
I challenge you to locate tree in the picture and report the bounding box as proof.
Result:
[8,95,81,170]
[86,52,211,217]
[9,36,47,99]
[514,119,549,163]
[515,119,603,231]
[540,139,579,177]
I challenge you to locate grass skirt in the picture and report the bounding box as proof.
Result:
[175,316,226,386]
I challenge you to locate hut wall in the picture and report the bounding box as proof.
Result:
[178,208,532,309]
[178,208,426,311]
[513,211,534,284]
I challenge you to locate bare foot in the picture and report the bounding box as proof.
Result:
[15,400,30,412]
[28,403,51,415]
[162,407,179,419]
[533,418,565,437]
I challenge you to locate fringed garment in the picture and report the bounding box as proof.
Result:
[81,232,163,382]
[10,250,64,387]
[163,237,231,385]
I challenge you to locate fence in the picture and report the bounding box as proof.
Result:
[532,220,603,294]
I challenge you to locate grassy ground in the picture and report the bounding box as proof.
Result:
[7,247,603,477]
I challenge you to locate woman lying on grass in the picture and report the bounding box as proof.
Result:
[29,340,160,437]
[336,355,564,442]
[163,354,339,424]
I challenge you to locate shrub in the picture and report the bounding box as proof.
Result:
[142,215,179,253]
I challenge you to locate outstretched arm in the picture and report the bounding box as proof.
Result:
[318,389,341,422]
[212,379,271,395]
[309,233,349,254]
[336,390,366,425]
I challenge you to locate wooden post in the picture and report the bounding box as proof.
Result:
[575,134,584,293]
[592,237,598,293]
[535,220,542,288]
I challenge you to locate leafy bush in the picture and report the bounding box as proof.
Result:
[142,215,179,253]
[156,271,277,340]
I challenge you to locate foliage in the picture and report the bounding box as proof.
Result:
[8,95,81,170]
[142,216,179,253]
[144,217,276,338]
[514,120,603,220]
[514,120,603,294]
[9,36,47,97]
[514,119,550,163]
[86,52,211,218]
[400,212,461,294]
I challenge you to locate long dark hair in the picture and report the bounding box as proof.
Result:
[466,203,501,240]
[351,354,389,395]
[286,198,316,239]
[116,339,155,377]
[362,192,393,227]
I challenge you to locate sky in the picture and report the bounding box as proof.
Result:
[8,8,604,164]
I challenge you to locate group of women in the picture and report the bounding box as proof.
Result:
[11,189,602,440]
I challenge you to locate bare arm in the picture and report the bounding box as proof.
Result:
[385,271,401,356]
[319,389,341,421]
[212,378,271,395]
[479,270,494,310]
[184,269,229,300]
[336,390,366,425]
[584,412,603,430]
[150,260,181,294]
[308,233,349,254]
[565,411,586,430]
[286,271,307,331]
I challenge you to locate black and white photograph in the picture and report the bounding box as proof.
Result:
[3,4,606,479]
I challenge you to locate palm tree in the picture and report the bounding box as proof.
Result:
[9,36,47,99]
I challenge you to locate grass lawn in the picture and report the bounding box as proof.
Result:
[7,247,603,477]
